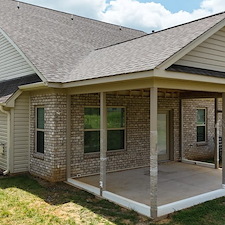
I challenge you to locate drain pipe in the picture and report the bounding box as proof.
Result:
[0,106,10,175]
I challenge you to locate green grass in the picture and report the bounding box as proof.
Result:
[152,197,225,225]
[1,175,225,225]
[0,175,149,225]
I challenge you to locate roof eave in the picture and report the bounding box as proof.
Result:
[61,70,155,89]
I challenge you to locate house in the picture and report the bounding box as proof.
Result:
[1,0,225,218]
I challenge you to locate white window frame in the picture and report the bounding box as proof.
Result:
[84,106,126,153]
[196,108,207,143]
[35,106,45,154]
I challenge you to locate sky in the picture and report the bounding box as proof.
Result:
[19,0,225,33]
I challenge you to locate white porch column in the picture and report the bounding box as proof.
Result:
[222,93,225,186]
[214,98,219,169]
[100,92,107,196]
[150,87,158,218]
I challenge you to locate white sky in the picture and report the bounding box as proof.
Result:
[20,0,225,33]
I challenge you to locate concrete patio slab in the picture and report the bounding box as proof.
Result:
[76,162,222,206]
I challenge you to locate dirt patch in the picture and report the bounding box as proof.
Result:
[156,218,172,224]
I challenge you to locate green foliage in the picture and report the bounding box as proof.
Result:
[107,108,125,128]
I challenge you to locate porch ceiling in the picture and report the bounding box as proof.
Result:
[76,162,222,206]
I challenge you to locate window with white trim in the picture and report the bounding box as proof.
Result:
[36,107,45,153]
[196,108,206,143]
[84,107,125,153]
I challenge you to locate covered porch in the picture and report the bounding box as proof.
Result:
[68,162,224,217]
[65,72,225,218]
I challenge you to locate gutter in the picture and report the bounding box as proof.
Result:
[18,81,48,90]
[0,106,10,175]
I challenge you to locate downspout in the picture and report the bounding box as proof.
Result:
[0,106,10,175]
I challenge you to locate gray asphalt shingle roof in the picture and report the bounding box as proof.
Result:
[1,1,225,84]
[67,12,225,82]
[0,0,145,83]
[0,74,41,103]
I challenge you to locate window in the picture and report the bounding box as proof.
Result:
[196,108,206,142]
[84,107,125,153]
[84,107,100,153]
[36,107,45,153]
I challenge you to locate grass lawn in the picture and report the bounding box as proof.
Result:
[1,174,225,225]
[0,175,150,225]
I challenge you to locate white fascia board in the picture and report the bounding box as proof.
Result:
[157,18,225,70]
[5,82,47,107]
[154,69,225,85]
[5,90,23,108]
[61,70,154,88]
[0,28,48,83]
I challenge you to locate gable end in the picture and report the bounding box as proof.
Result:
[175,27,225,72]
[0,30,36,82]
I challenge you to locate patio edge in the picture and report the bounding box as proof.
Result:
[158,188,225,217]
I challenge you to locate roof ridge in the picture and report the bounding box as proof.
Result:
[14,0,145,34]
[95,10,225,51]
[153,10,225,35]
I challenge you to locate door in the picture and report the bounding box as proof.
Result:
[158,111,170,161]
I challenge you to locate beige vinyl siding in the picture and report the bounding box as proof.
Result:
[176,27,225,72]
[13,93,30,173]
[0,33,34,81]
[0,112,7,170]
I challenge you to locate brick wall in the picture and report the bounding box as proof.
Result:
[182,98,216,160]
[30,93,219,181]
[71,94,180,177]
[30,93,67,182]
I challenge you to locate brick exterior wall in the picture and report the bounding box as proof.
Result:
[30,93,67,182]
[29,92,218,182]
[182,98,216,160]
[71,94,180,178]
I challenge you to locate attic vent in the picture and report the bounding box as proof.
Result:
[71,15,74,20]
[17,2,20,9]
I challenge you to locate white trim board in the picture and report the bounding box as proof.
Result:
[158,189,225,217]
[66,178,100,196]
[66,178,151,217]
[66,178,225,218]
